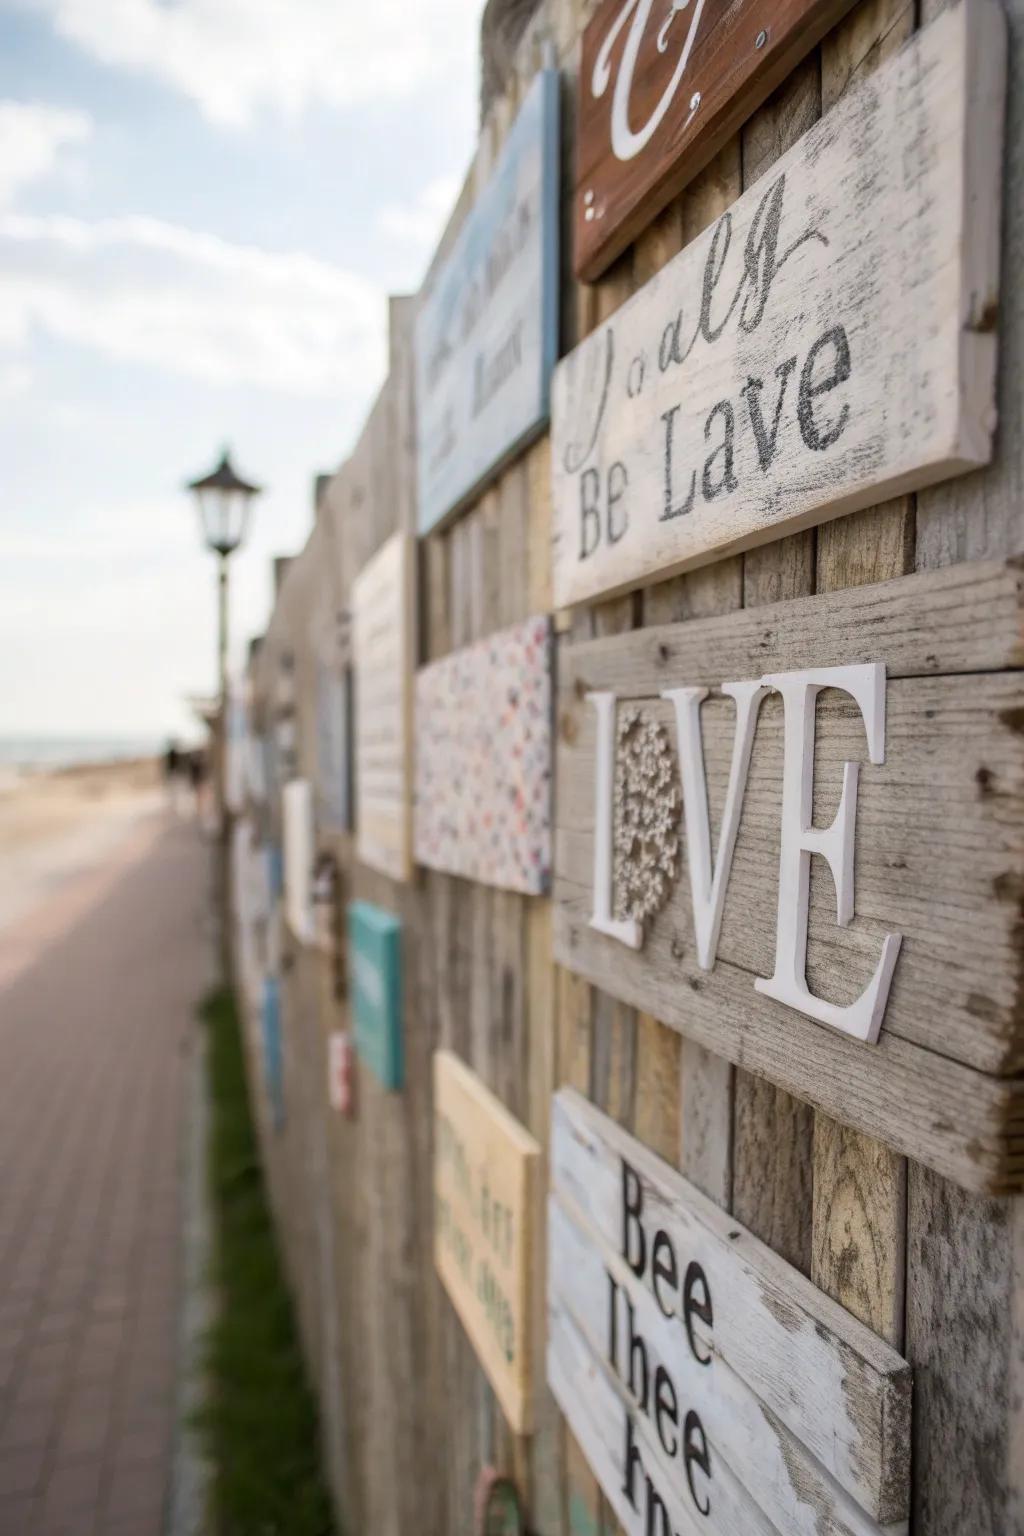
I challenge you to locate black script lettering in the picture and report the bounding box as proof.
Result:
[798,324,852,451]
[622,1414,644,1512]
[742,356,798,471]
[627,352,646,398]
[700,214,739,344]
[683,1261,713,1366]
[684,1411,712,1518]
[651,1230,678,1319]
[660,405,696,521]
[625,1292,650,1408]
[580,468,601,560]
[654,1365,679,1458]
[645,1476,673,1536]
[702,401,737,500]
[607,1269,620,1372]
[564,327,614,473]
[621,1158,646,1277]
[608,461,628,543]
[739,173,828,336]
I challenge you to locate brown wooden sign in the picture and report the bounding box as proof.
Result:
[574,0,859,281]
[552,561,1024,1195]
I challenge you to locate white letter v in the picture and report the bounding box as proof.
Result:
[661,681,768,969]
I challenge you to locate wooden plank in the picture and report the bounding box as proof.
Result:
[551,0,1007,609]
[414,615,553,893]
[352,532,415,882]
[554,557,1024,692]
[573,0,859,280]
[906,1166,1014,1534]
[434,1050,542,1436]
[414,70,561,535]
[549,1090,912,1526]
[554,600,1024,1078]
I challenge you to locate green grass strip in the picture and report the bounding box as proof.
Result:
[195,988,336,1536]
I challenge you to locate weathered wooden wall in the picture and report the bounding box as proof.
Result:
[237,0,1024,1530]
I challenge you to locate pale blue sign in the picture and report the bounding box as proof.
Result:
[415,68,560,534]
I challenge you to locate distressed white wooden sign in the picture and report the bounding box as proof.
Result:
[553,560,1024,1195]
[415,69,560,534]
[352,534,415,882]
[548,1090,912,1536]
[551,0,1005,608]
[414,615,552,894]
[283,778,314,944]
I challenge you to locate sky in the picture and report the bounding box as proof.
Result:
[0,0,486,742]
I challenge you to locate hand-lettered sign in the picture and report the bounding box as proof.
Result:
[553,0,1005,609]
[283,779,314,944]
[549,1091,912,1535]
[434,1050,540,1434]
[353,534,414,882]
[415,69,560,534]
[348,901,403,1091]
[553,560,1024,1195]
[573,0,859,281]
[415,615,552,894]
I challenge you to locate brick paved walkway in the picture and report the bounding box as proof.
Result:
[0,818,207,1536]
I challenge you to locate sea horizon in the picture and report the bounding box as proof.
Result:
[0,734,167,773]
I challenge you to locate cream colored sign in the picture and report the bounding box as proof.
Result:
[352,533,415,882]
[433,1050,541,1434]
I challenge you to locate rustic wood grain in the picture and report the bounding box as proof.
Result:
[552,2,1007,609]
[573,0,860,280]
[550,1090,912,1524]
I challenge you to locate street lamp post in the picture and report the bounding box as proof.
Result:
[186,448,262,829]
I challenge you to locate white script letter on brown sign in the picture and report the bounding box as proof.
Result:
[573,0,860,281]
[434,1051,541,1434]
[552,0,1005,610]
[549,1090,912,1535]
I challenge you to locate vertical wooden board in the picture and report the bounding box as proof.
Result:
[415,69,561,534]
[352,532,415,882]
[434,1050,542,1435]
[347,901,403,1090]
[414,616,553,894]
[551,0,1007,610]
[907,1166,1013,1535]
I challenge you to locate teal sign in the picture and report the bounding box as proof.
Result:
[348,902,403,1090]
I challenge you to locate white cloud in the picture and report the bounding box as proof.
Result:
[0,100,92,208]
[23,0,485,127]
[0,210,387,395]
[378,173,460,281]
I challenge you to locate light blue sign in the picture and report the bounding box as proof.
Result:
[348,901,403,1090]
[415,68,560,534]
[262,976,285,1130]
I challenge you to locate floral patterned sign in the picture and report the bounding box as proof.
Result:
[415,615,552,895]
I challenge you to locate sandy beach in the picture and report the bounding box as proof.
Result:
[0,757,166,942]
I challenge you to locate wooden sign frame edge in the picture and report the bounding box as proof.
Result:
[433,1050,543,1435]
